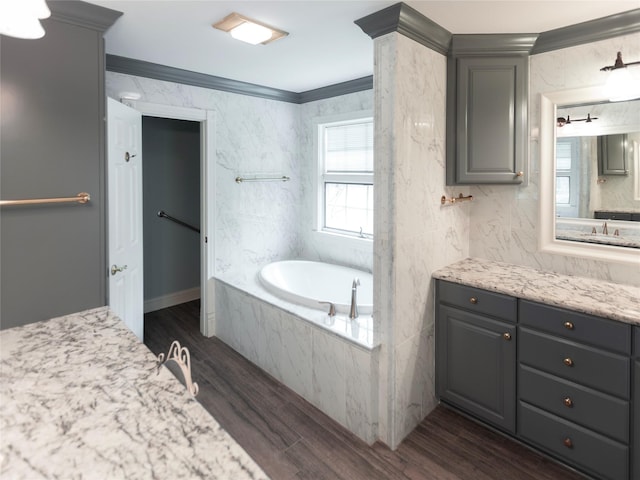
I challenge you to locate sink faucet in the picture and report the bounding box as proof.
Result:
[602,222,608,235]
[349,278,360,319]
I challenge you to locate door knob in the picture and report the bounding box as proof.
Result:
[111,264,128,276]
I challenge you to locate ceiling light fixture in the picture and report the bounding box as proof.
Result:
[0,0,51,39]
[600,52,640,102]
[212,12,288,45]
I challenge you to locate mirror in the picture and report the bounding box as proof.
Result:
[554,99,640,249]
[539,87,640,265]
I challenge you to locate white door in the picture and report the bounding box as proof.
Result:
[107,98,143,340]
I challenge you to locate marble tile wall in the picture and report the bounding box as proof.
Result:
[298,91,374,272]
[373,33,470,449]
[468,32,640,286]
[215,280,379,444]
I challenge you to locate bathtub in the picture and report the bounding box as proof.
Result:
[259,260,373,315]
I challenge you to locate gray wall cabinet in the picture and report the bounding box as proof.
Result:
[598,134,629,176]
[446,35,536,185]
[436,279,634,480]
[0,2,121,329]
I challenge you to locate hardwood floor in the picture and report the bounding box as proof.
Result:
[144,301,586,480]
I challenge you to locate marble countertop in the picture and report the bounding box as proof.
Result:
[0,307,269,480]
[433,258,640,326]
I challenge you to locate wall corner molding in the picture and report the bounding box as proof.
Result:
[532,8,640,54]
[298,76,373,103]
[355,2,451,56]
[450,34,539,55]
[49,0,122,32]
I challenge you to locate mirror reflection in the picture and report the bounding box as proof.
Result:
[554,98,640,249]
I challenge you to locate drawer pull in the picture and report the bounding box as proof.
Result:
[563,397,573,408]
[503,332,512,341]
[469,297,478,304]
[563,357,574,367]
[563,437,573,449]
[563,321,574,330]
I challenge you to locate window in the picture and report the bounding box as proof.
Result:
[555,137,580,218]
[316,114,373,238]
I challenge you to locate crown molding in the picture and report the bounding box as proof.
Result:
[49,0,122,32]
[533,8,640,54]
[355,2,451,56]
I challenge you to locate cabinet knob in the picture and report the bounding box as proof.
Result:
[503,332,512,341]
[563,397,573,408]
[516,171,524,177]
[469,297,478,304]
[563,357,574,367]
[564,321,574,330]
[563,437,573,449]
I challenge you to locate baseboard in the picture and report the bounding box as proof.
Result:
[144,287,200,313]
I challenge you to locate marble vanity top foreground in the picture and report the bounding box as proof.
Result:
[433,258,640,326]
[0,307,269,480]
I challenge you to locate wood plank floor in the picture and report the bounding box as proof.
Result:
[144,300,586,480]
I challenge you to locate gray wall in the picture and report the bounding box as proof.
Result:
[142,117,200,302]
[0,3,120,329]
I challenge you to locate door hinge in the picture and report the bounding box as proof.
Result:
[205,236,208,243]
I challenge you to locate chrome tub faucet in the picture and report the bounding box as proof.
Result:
[350,278,360,319]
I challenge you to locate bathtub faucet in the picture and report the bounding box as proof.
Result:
[349,278,360,319]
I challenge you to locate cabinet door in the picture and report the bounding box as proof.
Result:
[436,304,516,433]
[598,134,628,175]
[634,359,639,480]
[449,56,527,184]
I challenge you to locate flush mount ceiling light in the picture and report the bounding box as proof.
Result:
[212,12,288,45]
[600,52,640,102]
[0,0,50,39]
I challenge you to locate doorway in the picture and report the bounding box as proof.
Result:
[142,117,201,313]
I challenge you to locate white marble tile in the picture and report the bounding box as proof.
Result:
[280,312,313,399]
[345,344,379,444]
[312,331,347,427]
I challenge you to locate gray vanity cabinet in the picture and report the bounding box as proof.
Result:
[518,301,631,480]
[436,281,517,433]
[598,134,628,176]
[435,279,635,480]
[634,327,640,480]
[446,35,535,185]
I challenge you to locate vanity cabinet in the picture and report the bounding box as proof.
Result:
[436,281,517,433]
[446,35,536,185]
[518,301,631,480]
[634,327,640,480]
[598,133,628,176]
[435,279,635,480]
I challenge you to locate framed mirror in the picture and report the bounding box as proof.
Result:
[539,87,640,266]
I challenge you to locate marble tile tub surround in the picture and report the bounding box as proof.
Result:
[215,280,379,444]
[433,257,640,326]
[468,31,640,286]
[0,307,269,480]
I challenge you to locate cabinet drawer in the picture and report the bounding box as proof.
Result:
[519,328,630,399]
[519,365,629,443]
[519,402,628,480]
[520,300,630,354]
[437,281,516,322]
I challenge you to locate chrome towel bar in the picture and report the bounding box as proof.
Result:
[235,175,290,183]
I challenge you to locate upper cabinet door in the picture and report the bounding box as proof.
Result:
[598,133,629,175]
[446,35,535,185]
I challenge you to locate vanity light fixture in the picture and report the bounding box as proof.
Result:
[0,0,50,39]
[212,12,288,45]
[600,52,640,102]
[556,114,597,127]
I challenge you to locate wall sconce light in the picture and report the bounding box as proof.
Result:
[0,0,50,39]
[556,114,597,127]
[213,13,288,45]
[600,52,640,102]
